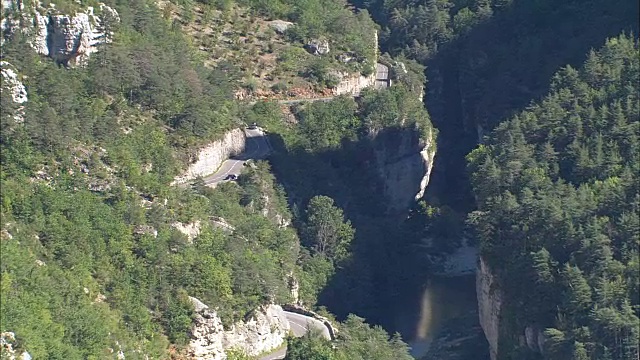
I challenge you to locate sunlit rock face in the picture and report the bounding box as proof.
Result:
[188,297,290,360]
[1,0,119,66]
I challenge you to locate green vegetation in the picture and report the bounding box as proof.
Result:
[467,34,639,360]
[285,315,413,360]
[164,0,379,97]
[0,0,420,356]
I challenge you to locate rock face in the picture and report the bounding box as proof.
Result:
[372,126,436,214]
[0,62,27,104]
[268,20,293,34]
[188,297,290,360]
[171,221,202,242]
[332,68,376,96]
[523,326,545,354]
[0,332,31,360]
[1,1,119,66]
[173,129,246,185]
[477,256,503,360]
[0,61,27,123]
[306,38,330,55]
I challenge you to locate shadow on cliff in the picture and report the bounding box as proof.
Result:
[422,0,640,214]
[265,126,436,330]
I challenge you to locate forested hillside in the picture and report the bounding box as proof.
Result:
[467,34,639,360]
[0,0,418,357]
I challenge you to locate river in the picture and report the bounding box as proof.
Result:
[392,274,489,360]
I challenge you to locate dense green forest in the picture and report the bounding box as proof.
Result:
[467,34,639,360]
[2,0,639,357]
[0,0,417,357]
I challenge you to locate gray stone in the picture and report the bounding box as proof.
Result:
[2,1,119,66]
[306,38,330,55]
[133,225,158,238]
[268,20,293,34]
[188,297,290,359]
[477,257,503,360]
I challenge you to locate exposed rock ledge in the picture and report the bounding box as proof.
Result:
[2,0,120,66]
[477,257,547,360]
[189,297,289,360]
[477,257,502,360]
[172,129,246,185]
[373,126,436,214]
[0,61,27,123]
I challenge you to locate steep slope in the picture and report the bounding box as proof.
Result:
[0,0,424,358]
[468,34,639,360]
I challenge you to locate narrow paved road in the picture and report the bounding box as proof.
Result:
[202,128,270,186]
[259,311,332,360]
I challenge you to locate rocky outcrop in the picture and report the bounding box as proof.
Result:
[172,221,202,242]
[477,256,503,360]
[2,1,119,66]
[0,62,27,104]
[210,216,235,234]
[523,326,545,354]
[268,20,293,34]
[1,332,31,360]
[372,126,435,214]
[0,61,27,123]
[306,38,330,55]
[133,225,158,238]
[332,69,376,96]
[188,297,289,360]
[332,31,379,96]
[173,129,246,185]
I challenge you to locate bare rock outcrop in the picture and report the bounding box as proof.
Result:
[173,129,246,185]
[172,221,202,242]
[306,38,330,55]
[0,62,27,104]
[332,69,376,96]
[0,61,27,123]
[268,20,293,34]
[477,256,503,360]
[188,297,289,360]
[372,126,435,214]
[2,1,120,66]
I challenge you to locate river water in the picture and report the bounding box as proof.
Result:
[392,274,488,360]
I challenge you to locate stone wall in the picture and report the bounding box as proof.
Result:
[189,297,289,360]
[173,129,246,185]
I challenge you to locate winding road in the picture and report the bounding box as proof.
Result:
[202,127,270,186]
[259,311,332,360]
[199,128,334,359]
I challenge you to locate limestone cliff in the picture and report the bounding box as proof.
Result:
[188,297,289,360]
[477,257,548,360]
[477,257,502,360]
[173,129,246,185]
[332,69,377,96]
[0,61,27,123]
[372,126,435,214]
[1,0,119,66]
[332,31,379,96]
